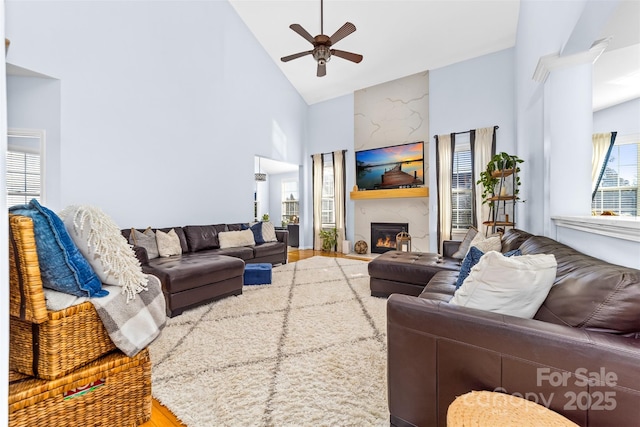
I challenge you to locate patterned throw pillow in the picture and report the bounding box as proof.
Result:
[9,199,107,298]
[468,233,501,255]
[261,221,278,242]
[129,228,160,259]
[156,228,182,257]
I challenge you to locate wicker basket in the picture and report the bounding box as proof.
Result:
[9,348,152,427]
[9,214,116,379]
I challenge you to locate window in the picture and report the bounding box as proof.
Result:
[281,180,299,224]
[321,154,335,228]
[7,129,44,206]
[592,136,639,216]
[452,140,474,231]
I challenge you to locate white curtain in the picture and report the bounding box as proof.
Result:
[436,134,453,253]
[333,150,346,253]
[473,127,496,235]
[592,132,614,195]
[312,153,324,250]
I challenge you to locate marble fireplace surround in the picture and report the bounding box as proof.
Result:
[352,71,430,254]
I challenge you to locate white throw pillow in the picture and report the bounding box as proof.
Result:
[450,251,557,319]
[218,229,256,248]
[59,205,148,301]
[467,233,501,256]
[156,228,182,257]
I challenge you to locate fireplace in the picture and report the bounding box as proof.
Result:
[370,222,409,254]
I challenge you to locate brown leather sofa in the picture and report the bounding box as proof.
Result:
[122,223,288,317]
[385,229,640,426]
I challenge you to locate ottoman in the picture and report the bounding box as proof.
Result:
[368,251,460,297]
[244,263,273,285]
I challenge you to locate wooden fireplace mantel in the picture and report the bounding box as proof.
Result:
[350,187,428,200]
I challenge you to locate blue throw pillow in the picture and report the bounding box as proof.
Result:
[9,199,107,298]
[456,246,485,289]
[249,222,265,244]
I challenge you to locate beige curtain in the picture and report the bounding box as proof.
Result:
[592,132,613,194]
[333,150,346,253]
[473,127,496,235]
[436,134,453,253]
[312,153,324,250]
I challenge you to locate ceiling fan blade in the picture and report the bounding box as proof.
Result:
[281,50,313,62]
[331,49,363,63]
[317,62,327,77]
[329,22,356,45]
[289,24,316,45]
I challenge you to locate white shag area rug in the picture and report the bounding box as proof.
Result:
[150,256,388,426]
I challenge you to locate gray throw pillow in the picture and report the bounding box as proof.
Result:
[129,228,160,259]
[451,226,478,259]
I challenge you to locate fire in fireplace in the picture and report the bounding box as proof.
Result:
[370,222,409,254]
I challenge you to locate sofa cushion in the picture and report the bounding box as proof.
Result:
[450,251,557,319]
[156,228,182,257]
[501,228,534,253]
[9,199,107,298]
[218,229,255,249]
[227,223,248,232]
[253,241,285,258]
[184,225,220,252]
[145,253,244,293]
[211,246,255,260]
[521,236,640,334]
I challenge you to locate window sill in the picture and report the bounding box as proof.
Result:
[552,215,640,242]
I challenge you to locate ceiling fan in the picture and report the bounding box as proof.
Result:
[280,0,363,77]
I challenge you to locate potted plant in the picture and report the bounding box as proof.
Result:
[477,152,524,205]
[319,227,338,252]
[261,213,270,222]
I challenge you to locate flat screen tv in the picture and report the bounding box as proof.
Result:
[355,141,424,190]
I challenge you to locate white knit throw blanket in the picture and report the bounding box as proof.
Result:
[59,205,148,302]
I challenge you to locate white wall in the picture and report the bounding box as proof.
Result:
[515,0,639,267]
[593,97,640,135]
[304,94,355,249]
[428,48,516,251]
[7,74,62,206]
[5,0,307,228]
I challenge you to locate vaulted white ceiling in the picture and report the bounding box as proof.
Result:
[230,0,639,111]
[230,0,520,105]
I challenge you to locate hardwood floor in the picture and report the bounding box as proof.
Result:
[140,248,369,427]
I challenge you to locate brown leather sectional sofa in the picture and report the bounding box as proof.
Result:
[383,229,640,426]
[123,224,288,317]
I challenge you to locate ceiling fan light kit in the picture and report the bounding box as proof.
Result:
[281,0,363,77]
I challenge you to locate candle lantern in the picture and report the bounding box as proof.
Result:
[396,229,412,252]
